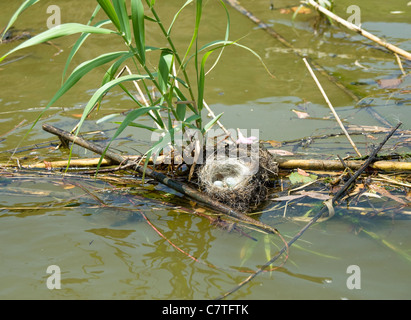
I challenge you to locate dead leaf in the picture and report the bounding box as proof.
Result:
[297,190,332,200]
[268,149,294,156]
[359,192,381,199]
[297,168,310,177]
[369,184,407,205]
[272,194,305,201]
[43,161,52,170]
[291,6,311,14]
[292,6,311,14]
[280,6,311,14]
[279,8,292,14]
[348,183,365,196]
[292,109,310,119]
[366,134,378,140]
[330,185,341,194]
[377,78,402,89]
[195,208,206,214]
[266,140,282,148]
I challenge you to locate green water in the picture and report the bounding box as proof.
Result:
[0,0,410,300]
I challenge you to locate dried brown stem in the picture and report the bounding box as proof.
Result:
[303,58,362,157]
[306,0,411,60]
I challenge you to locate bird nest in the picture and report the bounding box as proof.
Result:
[197,145,278,212]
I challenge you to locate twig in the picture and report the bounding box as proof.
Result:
[305,0,411,61]
[303,58,362,157]
[394,53,406,76]
[203,100,234,143]
[0,119,27,138]
[217,122,402,299]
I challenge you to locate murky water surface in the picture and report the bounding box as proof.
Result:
[0,0,410,299]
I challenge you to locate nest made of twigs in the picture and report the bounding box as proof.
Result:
[197,145,278,212]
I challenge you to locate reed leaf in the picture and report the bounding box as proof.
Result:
[61,5,105,82]
[22,51,131,142]
[57,51,130,109]
[197,50,214,114]
[74,74,153,136]
[158,50,174,95]
[112,0,132,44]
[176,103,186,122]
[110,106,161,141]
[96,0,122,31]
[95,106,161,173]
[205,0,230,75]
[131,0,146,63]
[0,23,117,63]
[167,0,193,36]
[203,112,223,133]
[1,0,39,41]
[186,39,275,78]
[182,0,202,65]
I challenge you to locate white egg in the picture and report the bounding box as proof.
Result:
[213,180,224,188]
[225,177,237,188]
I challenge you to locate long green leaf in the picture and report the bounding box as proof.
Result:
[112,0,132,44]
[101,51,134,85]
[131,0,146,63]
[158,49,174,94]
[62,20,112,82]
[96,0,122,31]
[167,0,193,36]
[111,107,161,141]
[122,121,158,132]
[0,23,117,63]
[74,74,152,136]
[58,51,129,109]
[182,0,202,65]
[205,0,230,75]
[185,40,275,78]
[1,0,39,41]
[197,50,214,113]
[22,50,130,143]
[96,106,161,174]
[61,5,105,82]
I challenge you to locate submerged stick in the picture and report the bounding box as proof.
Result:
[41,123,280,236]
[303,58,362,157]
[306,0,411,61]
[217,122,402,299]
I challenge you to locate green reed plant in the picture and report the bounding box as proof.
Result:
[1,0,271,174]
